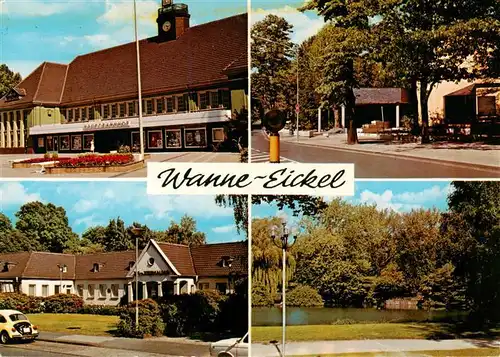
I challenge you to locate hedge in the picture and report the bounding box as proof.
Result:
[286,285,324,307]
[117,299,164,338]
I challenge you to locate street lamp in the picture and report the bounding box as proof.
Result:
[130,227,144,330]
[252,35,300,142]
[57,264,67,294]
[133,0,145,161]
[270,220,297,357]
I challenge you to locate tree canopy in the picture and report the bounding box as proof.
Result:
[0,64,22,98]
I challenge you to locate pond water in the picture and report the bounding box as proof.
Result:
[252,307,467,326]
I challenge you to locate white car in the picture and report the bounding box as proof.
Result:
[0,310,39,344]
[209,332,248,357]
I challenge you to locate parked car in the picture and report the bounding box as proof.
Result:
[209,332,248,357]
[0,310,39,344]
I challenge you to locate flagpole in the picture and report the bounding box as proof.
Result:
[133,0,144,161]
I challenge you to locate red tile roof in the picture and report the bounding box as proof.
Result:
[0,252,32,279]
[0,13,247,110]
[75,250,136,280]
[157,243,196,276]
[354,88,409,105]
[445,84,476,97]
[190,241,247,277]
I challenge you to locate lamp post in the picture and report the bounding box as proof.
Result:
[252,36,300,141]
[130,227,144,330]
[271,221,297,357]
[133,0,144,161]
[57,264,67,294]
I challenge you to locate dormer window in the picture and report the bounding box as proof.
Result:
[93,263,100,272]
[128,261,135,270]
[4,88,25,102]
[221,256,234,268]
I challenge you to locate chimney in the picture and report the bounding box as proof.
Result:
[175,10,190,39]
[156,0,191,42]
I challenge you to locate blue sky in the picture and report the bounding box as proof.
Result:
[1,0,247,77]
[0,181,244,243]
[252,181,453,225]
[251,0,325,44]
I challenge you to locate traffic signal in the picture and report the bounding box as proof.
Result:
[263,109,286,133]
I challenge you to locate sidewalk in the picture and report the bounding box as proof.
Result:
[252,338,500,356]
[278,132,500,169]
[38,331,211,357]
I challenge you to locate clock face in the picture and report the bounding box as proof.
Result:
[162,21,172,32]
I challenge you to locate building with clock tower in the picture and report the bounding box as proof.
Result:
[0,1,247,154]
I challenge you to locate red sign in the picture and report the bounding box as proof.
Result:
[295,104,300,114]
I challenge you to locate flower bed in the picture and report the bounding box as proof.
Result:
[55,154,134,167]
[21,157,72,164]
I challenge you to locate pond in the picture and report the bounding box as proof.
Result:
[252,307,467,326]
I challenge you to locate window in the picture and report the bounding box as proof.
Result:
[54,285,60,294]
[156,98,165,113]
[212,128,225,142]
[111,103,117,118]
[147,257,155,267]
[89,107,95,120]
[184,128,207,148]
[93,263,100,272]
[77,285,84,297]
[198,283,209,290]
[146,99,153,115]
[68,109,73,122]
[189,93,198,111]
[81,107,87,121]
[103,104,109,119]
[148,130,163,149]
[42,285,49,297]
[96,105,102,118]
[66,286,72,294]
[23,110,28,122]
[28,284,36,296]
[210,91,219,107]
[216,283,227,294]
[219,89,231,108]
[75,108,80,121]
[87,284,95,299]
[128,102,136,116]
[478,96,496,116]
[199,93,208,110]
[166,97,174,112]
[0,316,6,323]
[177,94,188,112]
[99,284,106,299]
[111,284,119,298]
[119,103,126,117]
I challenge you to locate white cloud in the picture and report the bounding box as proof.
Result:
[97,0,157,26]
[0,182,43,206]
[359,189,424,212]
[4,60,44,78]
[395,185,451,204]
[212,224,235,233]
[74,214,105,230]
[72,199,99,214]
[1,1,82,17]
[251,5,325,44]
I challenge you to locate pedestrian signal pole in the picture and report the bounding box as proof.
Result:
[263,109,286,164]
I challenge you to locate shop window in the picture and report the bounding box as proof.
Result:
[87,284,95,299]
[103,104,109,119]
[212,128,225,142]
[156,98,165,113]
[184,128,207,148]
[75,108,80,121]
[111,104,117,118]
[71,135,82,151]
[59,135,70,151]
[146,99,153,115]
[199,93,208,110]
[128,102,136,116]
[166,97,174,112]
[165,129,182,148]
[131,132,146,152]
[68,109,73,122]
[37,137,45,148]
[148,130,163,149]
[119,103,126,117]
[83,134,94,151]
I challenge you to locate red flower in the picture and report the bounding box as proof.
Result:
[55,154,134,167]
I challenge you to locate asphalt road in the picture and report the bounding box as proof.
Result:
[251,131,500,178]
[0,342,64,356]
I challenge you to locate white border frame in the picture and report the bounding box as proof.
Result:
[147,129,164,149]
[71,134,82,151]
[165,128,182,148]
[83,133,94,151]
[212,127,225,142]
[184,127,207,148]
[59,134,70,151]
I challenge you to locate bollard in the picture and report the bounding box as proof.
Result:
[269,133,280,163]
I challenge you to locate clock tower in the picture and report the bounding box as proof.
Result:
[156,0,190,42]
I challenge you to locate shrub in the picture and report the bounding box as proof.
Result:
[217,293,248,335]
[118,145,131,153]
[0,293,44,313]
[44,152,51,159]
[79,305,124,316]
[117,299,164,338]
[251,283,274,307]
[44,294,84,313]
[286,285,324,307]
[55,154,134,167]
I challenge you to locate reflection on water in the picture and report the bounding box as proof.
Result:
[252,307,467,326]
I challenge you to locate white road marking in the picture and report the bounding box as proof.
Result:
[250,149,297,163]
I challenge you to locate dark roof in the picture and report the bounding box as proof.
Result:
[0,252,32,279]
[445,84,476,97]
[354,88,409,105]
[190,241,247,276]
[0,252,75,279]
[0,13,247,110]
[157,243,196,276]
[75,251,135,280]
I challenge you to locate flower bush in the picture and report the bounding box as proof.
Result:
[0,293,44,313]
[21,157,71,164]
[55,154,134,167]
[44,294,84,313]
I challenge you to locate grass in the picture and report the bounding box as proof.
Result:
[27,314,119,336]
[292,349,500,357]
[252,323,500,343]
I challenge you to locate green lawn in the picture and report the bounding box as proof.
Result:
[252,323,500,342]
[27,314,119,336]
[293,349,500,357]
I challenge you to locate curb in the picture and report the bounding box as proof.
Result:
[260,131,500,172]
[38,337,100,347]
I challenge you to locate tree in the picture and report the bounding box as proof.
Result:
[164,215,206,246]
[15,202,78,253]
[0,214,39,253]
[251,15,295,112]
[371,0,500,142]
[81,226,107,247]
[444,181,500,323]
[0,64,22,98]
[301,0,375,144]
[104,218,132,252]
